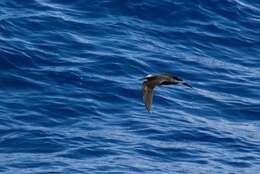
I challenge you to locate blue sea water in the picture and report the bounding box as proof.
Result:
[1,0,260,173]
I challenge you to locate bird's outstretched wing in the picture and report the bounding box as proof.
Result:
[142,81,155,112]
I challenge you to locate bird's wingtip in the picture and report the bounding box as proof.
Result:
[183,82,193,88]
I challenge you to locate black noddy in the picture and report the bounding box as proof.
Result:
[141,73,192,112]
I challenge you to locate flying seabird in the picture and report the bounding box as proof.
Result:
[141,73,192,112]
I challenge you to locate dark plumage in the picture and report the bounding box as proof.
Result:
[141,73,192,112]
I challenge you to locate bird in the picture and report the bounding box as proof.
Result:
[141,73,192,112]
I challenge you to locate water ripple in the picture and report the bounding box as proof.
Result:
[0,0,260,173]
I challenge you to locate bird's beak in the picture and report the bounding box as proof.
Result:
[182,82,193,88]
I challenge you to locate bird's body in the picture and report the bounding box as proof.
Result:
[141,73,192,112]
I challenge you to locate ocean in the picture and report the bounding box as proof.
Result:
[0,0,260,173]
